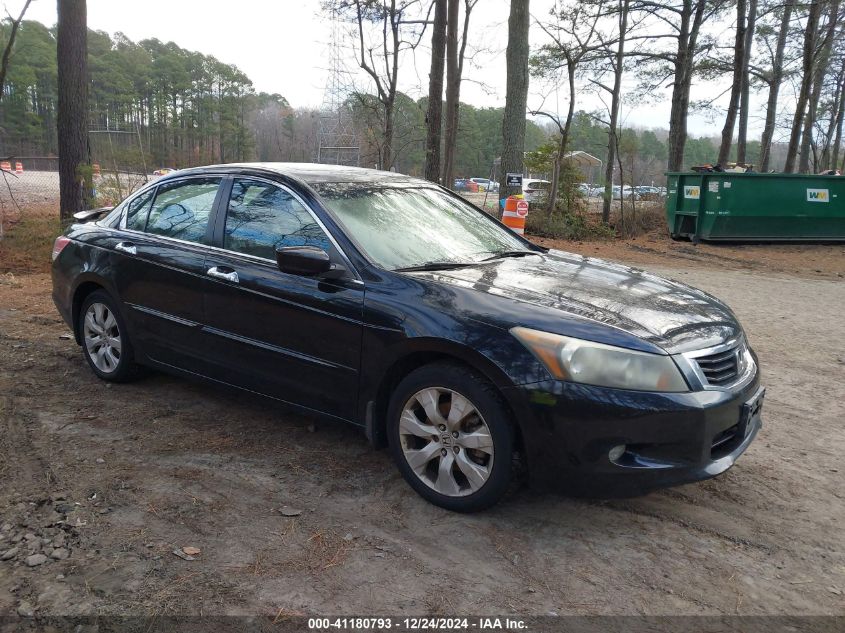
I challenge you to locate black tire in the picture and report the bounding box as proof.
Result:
[78,290,139,383]
[387,362,514,512]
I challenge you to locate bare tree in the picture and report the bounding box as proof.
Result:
[335,0,432,169]
[826,51,845,169]
[758,0,795,171]
[736,0,757,163]
[632,0,728,172]
[784,0,823,172]
[596,0,630,223]
[499,0,531,196]
[532,0,604,211]
[57,0,89,219]
[798,0,841,173]
[0,0,33,102]
[442,0,477,187]
[424,0,447,182]
[717,0,749,165]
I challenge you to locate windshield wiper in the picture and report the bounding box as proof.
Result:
[480,250,538,262]
[394,261,477,272]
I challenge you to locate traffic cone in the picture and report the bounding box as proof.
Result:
[502,195,529,234]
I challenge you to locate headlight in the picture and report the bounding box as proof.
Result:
[511,327,689,392]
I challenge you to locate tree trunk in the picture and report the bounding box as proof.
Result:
[442,0,462,186]
[57,0,89,220]
[498,0,530,197]
[822,58,845,169]
[667,1,706,172]
[759,0,794,171]
[784,0,822,173]
[547,64,577,213]
[602,0,629,224]
[0,0,33,103]
[799,0,840,173]
[830,57,845,170]
[424,0,447,183]
[383,96,395,170]
[736,0,757,164]
[718,0,747,166]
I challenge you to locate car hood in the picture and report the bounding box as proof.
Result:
[408,249,741,354]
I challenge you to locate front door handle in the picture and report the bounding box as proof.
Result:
[115,241,137,255]
[206,266,239,283]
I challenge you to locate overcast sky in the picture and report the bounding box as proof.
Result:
[10,0,784,138]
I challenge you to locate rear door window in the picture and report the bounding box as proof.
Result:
[145,178,221,244]
[223,179,332,260]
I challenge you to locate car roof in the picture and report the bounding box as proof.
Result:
[165,162,429,188]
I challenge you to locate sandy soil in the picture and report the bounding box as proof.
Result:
[0,242,843,618]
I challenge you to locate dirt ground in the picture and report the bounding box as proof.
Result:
[0,236,843,619]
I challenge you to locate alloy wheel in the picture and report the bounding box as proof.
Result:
[398,387,494,497]
[83,302,122,374]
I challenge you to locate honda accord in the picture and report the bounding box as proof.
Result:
[52,163,763,511]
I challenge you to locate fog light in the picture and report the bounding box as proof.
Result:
[608,444,626,461]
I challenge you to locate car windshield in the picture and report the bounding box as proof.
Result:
[313,184,529,271]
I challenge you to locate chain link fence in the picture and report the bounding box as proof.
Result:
[0,157,152,240]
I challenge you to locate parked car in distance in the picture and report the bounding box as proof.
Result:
[611,185,640,200]
[523,178,551,204]
[470,177,498,192]
[633,185,665,201]
[52,163,763,512]
[454,178,479,193]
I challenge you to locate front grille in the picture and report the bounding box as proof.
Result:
[694,344,742,386]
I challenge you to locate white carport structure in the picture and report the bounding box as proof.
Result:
[562,151,603,184]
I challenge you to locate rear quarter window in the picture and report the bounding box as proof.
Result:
[125,188,156,231]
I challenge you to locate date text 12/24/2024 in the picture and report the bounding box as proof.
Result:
[308,618,528,630]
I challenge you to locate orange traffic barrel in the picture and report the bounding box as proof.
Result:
[0,161,10,172]
[14,161,23,174]
[92,163,101,176]
[502,195,529,234]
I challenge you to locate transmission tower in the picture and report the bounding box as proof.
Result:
[317,10,360,166]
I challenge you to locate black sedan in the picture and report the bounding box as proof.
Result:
[52,163,763,512]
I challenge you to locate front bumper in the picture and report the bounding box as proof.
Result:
[505,369,763,496]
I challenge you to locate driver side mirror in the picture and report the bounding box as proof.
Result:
[275,246,344,278]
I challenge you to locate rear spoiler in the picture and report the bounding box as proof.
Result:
[73,206,113,222]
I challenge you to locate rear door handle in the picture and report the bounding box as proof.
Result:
[115,241,137,255]
[206,266,239,284]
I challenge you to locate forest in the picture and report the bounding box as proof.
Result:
[0,17,746,183]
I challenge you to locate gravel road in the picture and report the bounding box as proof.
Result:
[0,255,842,618]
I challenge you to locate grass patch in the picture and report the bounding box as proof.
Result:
[0,205,62,274]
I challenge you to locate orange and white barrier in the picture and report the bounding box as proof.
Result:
[92,163,101,177]
[14,162,23,174]
[502,195,529,234]
[0,161,11,173]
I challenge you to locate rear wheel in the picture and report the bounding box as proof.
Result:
[387,363,513,512]
[79,290,138,382]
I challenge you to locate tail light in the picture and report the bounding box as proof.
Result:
[52,236,71,261]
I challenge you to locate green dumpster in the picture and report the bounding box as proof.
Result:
[665,172,845,241]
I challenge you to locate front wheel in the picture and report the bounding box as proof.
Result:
[387,363,514,512]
